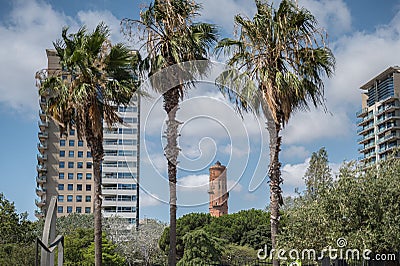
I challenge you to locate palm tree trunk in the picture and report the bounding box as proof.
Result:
[88,135,104,266]
[163,87,181,266]
[267,118,283,266]
[93,156,103,266]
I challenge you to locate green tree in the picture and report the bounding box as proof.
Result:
[36,23,139,265]
[64,228,94,264]
[0,193,36,265]
[177,229,223,266]
[122,1,217,264]
[159,212,213,259]
[303,147,332,199]
[83,233,126,266]
[217,1,335,264]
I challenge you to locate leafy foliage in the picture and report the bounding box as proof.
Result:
[279,154,400,255]
[0,193,36,265]
[160,209,271,262]
[177,229,223,266]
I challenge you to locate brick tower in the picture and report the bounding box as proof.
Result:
[208,161,229,217]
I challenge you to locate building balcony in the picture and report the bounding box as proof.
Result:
[37,154,47,162]
[378,124,400,134]
[36,164,47,173]
[37,142,47,151]
[377,102,400,115]
[376,114,400,126]
[36,175,46,184]
[357,114,374,127]
[35,187,46,197]
[35,199,46,208]
[358,143,375,153]
[378,145,397,155]
[34,209,45,219]
[357,132,375,144]
[377,133,400,144]
[356,107,369,117]
[39,110,47,120]
[39,98,46,108]
[38,132,48,140]
[357,124,374,135]
[38,120,49,130]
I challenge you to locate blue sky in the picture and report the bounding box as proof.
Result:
[0,0,400,222]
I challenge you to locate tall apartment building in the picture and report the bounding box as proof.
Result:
[357,66,400,167]
[35,50,140,227]
[208,161,229,217]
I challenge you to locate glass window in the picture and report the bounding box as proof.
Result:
[70,129,75,136]
[67,184,73,191]
[68,162,74,168]
[68,173,73,180]
[85,196,91,202]
[87,151,92,158]
[77,173,83,180]
[58,184,64,190]
[77,162,83,168]
[67,206,72,213]
[69,140,74,146]
[57,206,63,213]
[67,195,73,202]
[59,162,65,168]
[77,184,83,191]
[78,151,83,158]
[86,184,91,191]
[85,207,91,213]
[58,195,64,202]
[78,140,84,147]
[59,173,64,179]
[87,162,92,169]
[76,195,82,202]
[68,151,74,157]
[60,140,66,146]
[86,173,92,180]
[59,151,65,157]
[76,207,82,213]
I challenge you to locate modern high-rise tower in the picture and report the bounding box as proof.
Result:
[357,66,400,167]
[35,49,140,227]
[208,161,229,217]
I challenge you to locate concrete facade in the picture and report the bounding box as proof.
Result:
[35,49,139,227]
[357,66,400,167]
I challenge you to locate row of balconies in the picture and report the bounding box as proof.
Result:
[35,199,46,208]
[377,133,400,144]
[358,142,375,153]
[35,209,44,219]
[36,175,46,184]
[36,187,46,196]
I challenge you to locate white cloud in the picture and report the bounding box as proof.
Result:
[0,0,126,115]
[281,158,310,188]
[221,143,249,158]
[282,109,353,145]
[198,0,256,34]
[139,191,162,207]
[177,173,242,193]
[282,145,310,161]
[178,174,209,191]
[299,0,352,35]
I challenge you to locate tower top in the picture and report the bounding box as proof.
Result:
[210,161,225,169]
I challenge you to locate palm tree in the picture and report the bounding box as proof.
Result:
[36,23,139,266]
[122,1,217,264]
[217,1,335,265]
